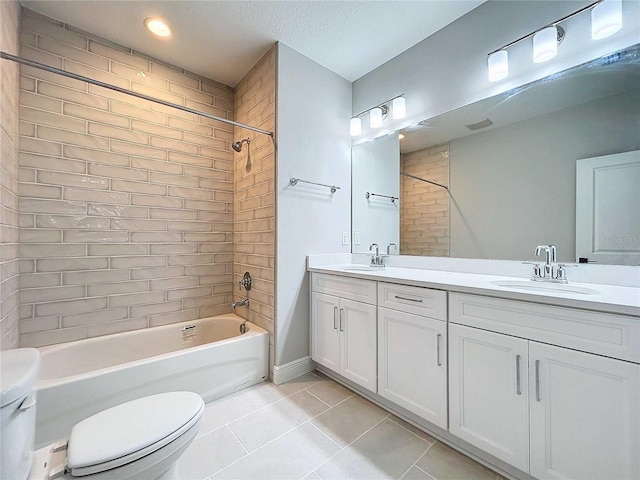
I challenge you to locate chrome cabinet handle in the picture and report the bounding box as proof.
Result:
[394,295,423,303]
[516,355,521,395]
[436,334,442,366]
[535,360,541,402]
[333,306,338,330]
[339,308,344,332]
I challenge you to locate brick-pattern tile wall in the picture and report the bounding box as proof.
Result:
[400,143,450,257]
[18,9,236,347]
[233,47,275,373]
[0,1,21,350]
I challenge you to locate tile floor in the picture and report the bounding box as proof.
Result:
[178,371,503,480]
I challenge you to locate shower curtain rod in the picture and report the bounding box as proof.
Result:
[401,172,449,191]
[0,51,274,137]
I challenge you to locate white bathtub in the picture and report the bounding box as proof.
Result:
[34,314,268,447]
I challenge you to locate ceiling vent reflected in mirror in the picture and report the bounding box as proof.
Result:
[465,119,494,131]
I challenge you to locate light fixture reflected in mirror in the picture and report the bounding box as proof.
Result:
[591,0,622,39]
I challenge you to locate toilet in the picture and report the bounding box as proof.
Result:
[1,348,204,480]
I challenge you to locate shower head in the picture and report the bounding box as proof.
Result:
[232,138,250,152]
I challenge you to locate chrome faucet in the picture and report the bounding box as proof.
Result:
[531,244,570,283]
[386,243,397,255]
[231,298,249,309]
[369,243,383,267]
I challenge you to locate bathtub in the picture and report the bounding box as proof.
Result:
[34,314,268,447]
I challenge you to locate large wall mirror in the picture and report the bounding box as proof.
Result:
[352,45,640,265]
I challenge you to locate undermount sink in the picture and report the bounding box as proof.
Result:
[342,266,386,272]
[490,280,600,295]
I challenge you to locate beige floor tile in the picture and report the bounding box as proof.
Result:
[198,392,255,435]
[238,372,321,409]
[212,422,340,480]
[306,377,354,406]
[401,466,437,480]
[311,394,388,447]
[416,441,497,480]
[229,390,330,451]
[316,419,430,479]
[178,426,247,479]
[387,415,437,445]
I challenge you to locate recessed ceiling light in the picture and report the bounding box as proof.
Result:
[144,17,172,38]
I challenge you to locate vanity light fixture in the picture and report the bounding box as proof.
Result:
[350,117,362,136]
[591,0,623,39]
[144,17,172,38]
[533,26,563,63]
[369,106,386,128]
[487,0,623,82]
[392,96,406,119]
[487,49,509,82]
[350,94,406,136]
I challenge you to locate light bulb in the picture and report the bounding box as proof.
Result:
[144,18,172,38]
[591,0,622,40]
[350,117,362,136]
[488,50,509,82]
[392,97,406,119]
[370,107,383,128]
[533,26,558,63]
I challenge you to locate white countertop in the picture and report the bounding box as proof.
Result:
[308,263,640,317]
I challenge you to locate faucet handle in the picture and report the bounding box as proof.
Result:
[523,261,542,279]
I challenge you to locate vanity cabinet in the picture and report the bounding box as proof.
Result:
[377,282,448,429]
[449,293,640,480]
[311,274,377,392]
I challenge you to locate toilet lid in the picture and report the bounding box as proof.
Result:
[67,391,204,476]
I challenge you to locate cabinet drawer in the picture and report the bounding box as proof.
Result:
[311,273,376,305]
[378,282,446,320]
[449,293,640,363]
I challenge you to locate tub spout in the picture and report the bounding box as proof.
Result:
[231,298,249,310]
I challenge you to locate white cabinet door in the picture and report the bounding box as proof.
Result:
[378,307,447,428]
[311,292,340,372]
[530,342,640,480]
[449,324,530,473]
[340,298,377,392]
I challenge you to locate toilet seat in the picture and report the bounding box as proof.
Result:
[66,391,204,477]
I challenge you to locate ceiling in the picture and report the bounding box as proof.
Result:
[20,0,484,87]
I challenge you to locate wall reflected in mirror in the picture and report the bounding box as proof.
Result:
[352,45,640,265]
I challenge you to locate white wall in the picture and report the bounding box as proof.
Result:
[352,1,640,141]
[275,43,352,366]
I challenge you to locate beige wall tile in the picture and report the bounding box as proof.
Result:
[16,9,238,347]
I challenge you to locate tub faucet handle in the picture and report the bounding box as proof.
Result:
[238,272,252,291]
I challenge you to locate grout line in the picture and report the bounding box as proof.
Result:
[386,416,437,445]
[309,413,391,475]
[302,388,333,408]
[414,464,438,480]
[398,442,436,480]
[225,424,250,455]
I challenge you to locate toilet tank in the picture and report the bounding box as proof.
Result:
[1,348,41,480]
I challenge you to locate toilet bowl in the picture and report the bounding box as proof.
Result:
[1,348,204,480]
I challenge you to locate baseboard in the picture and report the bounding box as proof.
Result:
[272,356,316,385]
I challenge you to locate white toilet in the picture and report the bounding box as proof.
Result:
[1,348,204,480]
